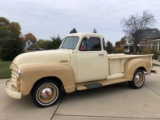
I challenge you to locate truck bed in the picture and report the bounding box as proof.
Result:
[107,54,153,80]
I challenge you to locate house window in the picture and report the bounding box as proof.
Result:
[28,41,31,46]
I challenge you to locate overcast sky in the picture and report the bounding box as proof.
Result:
[1,0,160,44]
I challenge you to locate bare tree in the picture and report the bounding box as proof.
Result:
[121,11,156,54]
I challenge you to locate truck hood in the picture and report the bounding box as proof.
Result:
[13,50,71,67]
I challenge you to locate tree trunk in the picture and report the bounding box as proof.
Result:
[132,47,137,55]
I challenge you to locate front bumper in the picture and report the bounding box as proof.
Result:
[5,79,21,99]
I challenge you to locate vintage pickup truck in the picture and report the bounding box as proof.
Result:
[5,33,154,107]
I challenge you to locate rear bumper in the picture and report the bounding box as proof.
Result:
[5,79,21,99]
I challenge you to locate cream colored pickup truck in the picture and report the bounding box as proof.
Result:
[5,33,154,107]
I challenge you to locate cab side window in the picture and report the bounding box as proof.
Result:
[79,39,87,51]
[79,37,101,51]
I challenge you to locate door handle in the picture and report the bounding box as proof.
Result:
[98,54,104,56]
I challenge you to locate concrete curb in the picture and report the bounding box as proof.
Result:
[152,59,160,65]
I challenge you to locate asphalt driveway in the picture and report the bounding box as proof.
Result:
[0,67,160,120]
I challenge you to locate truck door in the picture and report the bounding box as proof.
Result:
[76,37,108,83]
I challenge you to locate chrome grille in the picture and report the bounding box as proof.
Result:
[11,70,18,88]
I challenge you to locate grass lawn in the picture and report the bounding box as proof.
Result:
[153,63,160,66]
[0,59,11,79]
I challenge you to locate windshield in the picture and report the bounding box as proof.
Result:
[60,36,79,50]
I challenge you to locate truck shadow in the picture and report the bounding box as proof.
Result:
[61,82,132,104]
[4,82,132,108]
[15,83,129,107]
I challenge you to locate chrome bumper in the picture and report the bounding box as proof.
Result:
[5,79,21,99]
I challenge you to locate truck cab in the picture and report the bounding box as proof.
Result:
[60,33,108,83]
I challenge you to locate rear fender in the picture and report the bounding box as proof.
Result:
[124,58,151,80]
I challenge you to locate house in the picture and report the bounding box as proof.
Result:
[123,28,160,53]
[22,40,36,50]
[20,33,37,50]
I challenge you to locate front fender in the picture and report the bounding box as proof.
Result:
[124,58,151,80]
[19,64,76,96]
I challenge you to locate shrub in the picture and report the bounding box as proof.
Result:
[115,47,124,53]
[140,48,159,60]
[0,39,23,61]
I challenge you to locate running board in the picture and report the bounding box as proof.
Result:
[84,83,102,89]
[76,77,131,91]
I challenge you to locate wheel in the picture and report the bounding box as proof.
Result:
[31,80,61,108]
[129,69,145,89]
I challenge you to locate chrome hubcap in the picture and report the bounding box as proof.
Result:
[37,84,58,104]
[135,73,143,87]
[41,88,53,99]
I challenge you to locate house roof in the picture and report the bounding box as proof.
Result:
[21,40,36,48]
[28,40,36,43]
[141,28,160,40]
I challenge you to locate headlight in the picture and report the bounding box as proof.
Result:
[17,69,21,78]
